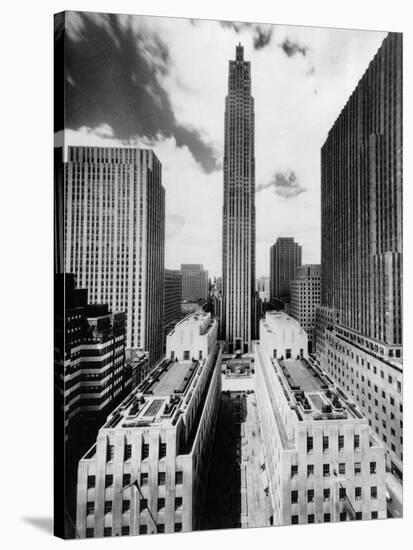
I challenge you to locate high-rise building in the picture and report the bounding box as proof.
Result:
[55,274,127,443]
[316,33,403,478]
[76,313,222,537]
[59,146,165,367]
[290,265,321,354]
[255,312,386,526]
[181,264,208,302]
[270,237,302,302]
[222,44,256,353]
[164,269,183,347]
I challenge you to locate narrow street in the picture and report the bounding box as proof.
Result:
[201,369,271,531]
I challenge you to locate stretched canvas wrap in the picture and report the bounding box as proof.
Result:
[54,10,403,540]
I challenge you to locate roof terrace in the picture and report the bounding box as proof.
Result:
[275,358,365,423]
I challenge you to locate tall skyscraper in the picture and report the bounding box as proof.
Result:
[270,237,302,301]
[290,264,321,353]
[60,146,165,367]
[222,44,256,353]
[316,33,403,477]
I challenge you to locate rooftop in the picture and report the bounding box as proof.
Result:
[168,312,215,337]
[262,312,305,336]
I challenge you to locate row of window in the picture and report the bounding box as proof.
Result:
[291,511,378,524]
[106,442,167,462]
[86,497,183,516]
[291,486,377,503]
[306,434,360,452]
[86,522,182,537]
[87,471,183,489]
[291,461,376,477]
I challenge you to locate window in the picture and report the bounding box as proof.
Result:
[355,512,362,520]
[338,463,346,475]
[86,528,94,538]
[291,515,299,524]
[323,489,330,501]
[371,487,377,499]
[307,464,314,477]
[339,512,347,522]
[157,524,165,534]
[323,436,329,452]
[107,445,114,461]
[308,514,315,524]
[175,522,182,532]
[323,464,330,477]
[176,471,183,484]
[338,435,344,450]
[122,500,130,513]
[104,501,112,514]
[307,436,313,453]
[339,488,346,501]
[158,472,166,485]
[371,511,378,519]
[291,465,298,478]
[355,487,362,500]
[158,498,165,511]
[175,497,183,511]
[123,474,131,487]
[183,351,190,360]
[124,444,132,460]
[140,499,148,512]
[87,475,96,489]
[307,490,314,503]
[104,527,112,537]
[370,462,377,474]
[86,502,95,515]
[140,473,148,486]
[105,475,113,487]
[159,443,167,459]
[122,526,130,535]
[354,435,360,449]
[139,525,147,534]
[142,443,149,460]
[291,490,298,504]
[324,513,331,523]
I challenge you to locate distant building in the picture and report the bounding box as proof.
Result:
[316,33,403,478]
[181,264,208,302]
[55,274,126,443]
[270,237,302,301]
[255,312,387,526]
[58,146,165,367]
[76,313,222,537]
[222,44,256,353]
[164,269,183,349]
[256,276,270,303]
[290,265,321,354]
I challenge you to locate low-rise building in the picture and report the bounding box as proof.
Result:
[76,313,222,538]
[254,312,387,526]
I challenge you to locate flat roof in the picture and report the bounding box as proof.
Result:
[151,361,194,396]
[280,359,323,391]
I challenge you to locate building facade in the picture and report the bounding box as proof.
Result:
[270,237,302,302]
[76,313,222,537]
[290,265,321,354]
[164,269,183,349]
[59,146,165,367]
[181,264,208,302]
[316,33,403,477]
[222,44,256,353]
[55,274,127,443]
[255,312,387,526]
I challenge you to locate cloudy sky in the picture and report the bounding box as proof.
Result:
[56,11,387,278]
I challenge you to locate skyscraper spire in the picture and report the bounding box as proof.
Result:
[222,45,256,353]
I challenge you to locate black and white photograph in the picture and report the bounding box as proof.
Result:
[52,7,403,542]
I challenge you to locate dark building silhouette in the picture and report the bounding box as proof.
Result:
[270,237,302,301]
